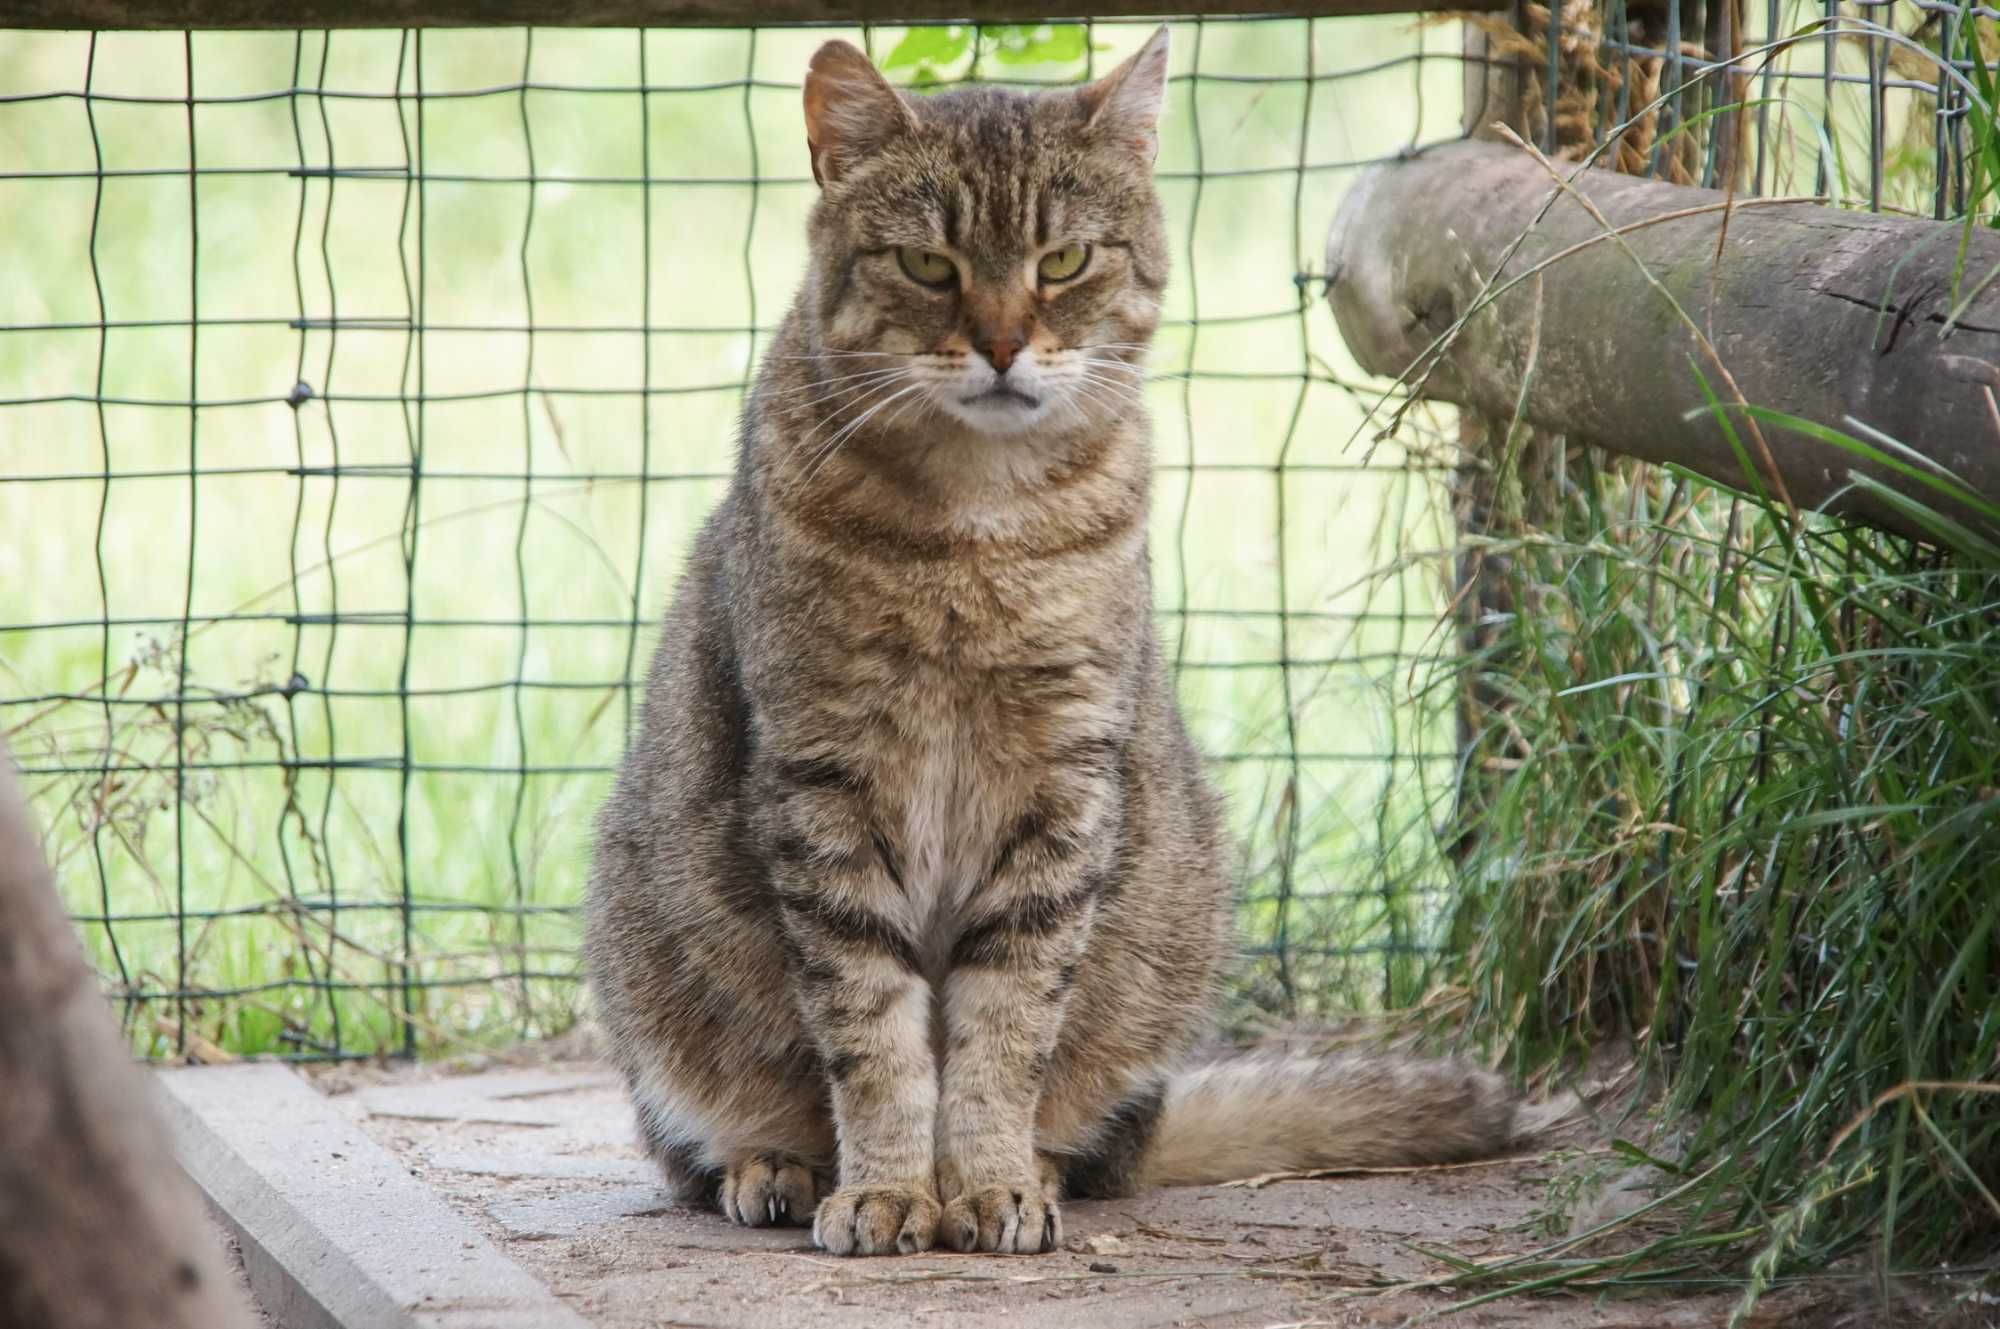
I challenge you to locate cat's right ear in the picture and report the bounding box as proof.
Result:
[803,41,917,187]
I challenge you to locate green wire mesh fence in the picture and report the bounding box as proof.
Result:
[0,17,1473,1059]
[0,3,1983,1060]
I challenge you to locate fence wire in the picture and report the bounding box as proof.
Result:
[0,5,1979,1060]
[0,17,1472,1059]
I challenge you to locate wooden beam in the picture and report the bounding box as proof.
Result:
[1326,140,2000,545]
[7,0,1504,31]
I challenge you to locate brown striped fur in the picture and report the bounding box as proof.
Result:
[585,29,1524,1259]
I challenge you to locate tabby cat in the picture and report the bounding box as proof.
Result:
[586,28,1524,1259]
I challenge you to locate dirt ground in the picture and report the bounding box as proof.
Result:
[301,1043,1846,1329]
[206,1211,278,1328]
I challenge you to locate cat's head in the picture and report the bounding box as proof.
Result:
[796,29,1171,440]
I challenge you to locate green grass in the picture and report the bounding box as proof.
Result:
[1431,432,2000,1306]
[1406,2,2000,1308]
[0,19,1470,1058]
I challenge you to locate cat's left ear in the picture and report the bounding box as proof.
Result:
[803,40,917,187]
[1078,25,1171,161]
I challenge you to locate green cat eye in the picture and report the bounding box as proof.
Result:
[1038,243,1091,284]
[897,247,957,289]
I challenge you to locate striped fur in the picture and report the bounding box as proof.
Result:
[585,29,1522,1260]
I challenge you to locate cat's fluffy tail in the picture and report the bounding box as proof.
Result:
[1134,1047,1541,1187]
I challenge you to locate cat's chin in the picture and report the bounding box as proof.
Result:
[937,390,1052,438]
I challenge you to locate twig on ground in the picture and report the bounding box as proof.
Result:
[1222,1147,1598,1190]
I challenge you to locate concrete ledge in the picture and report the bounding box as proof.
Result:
[158,1064,593,1329]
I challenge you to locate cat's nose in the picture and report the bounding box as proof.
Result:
[977,331,1027,375]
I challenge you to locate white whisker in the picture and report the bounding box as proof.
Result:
[879,387,934,434]
[1073,358,1148,379]
[790,372,913,465]
[795,381,932,491]
[776,368,914,414]
[772,350,912,361]
[1071,371,1147,404]
[765,363,912,395]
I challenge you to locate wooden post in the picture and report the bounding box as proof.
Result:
[1325,140,2000,545]
[0,751,255,1329]
[1447,5,1543,856]
[1440,0,1752,864]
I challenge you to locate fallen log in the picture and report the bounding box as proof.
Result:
[1325,139,2000,544]
[0,751,254,1329]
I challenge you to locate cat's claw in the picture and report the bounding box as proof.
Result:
[812,1183,941,1256]
[941,1183,1063,1254]
[719,1153,822,1228]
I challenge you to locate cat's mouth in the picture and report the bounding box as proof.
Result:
[959,386,1041,409]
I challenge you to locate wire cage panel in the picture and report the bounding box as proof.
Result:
[1,17,1474,1059]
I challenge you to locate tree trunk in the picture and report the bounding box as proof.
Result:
[0,751,255,1329]
[1326,139,2000,545]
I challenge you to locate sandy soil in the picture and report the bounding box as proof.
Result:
[305,1046,1845,1329]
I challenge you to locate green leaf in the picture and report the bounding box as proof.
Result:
[1842,474,2000,560]
[882,25,971,73]
[1737,404,2000,524]
[981,23,1090,68]
[1687,356,1775,511]
[1610,1138,1687,1175]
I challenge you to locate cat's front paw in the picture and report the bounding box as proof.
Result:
[940,1181,1062,1254]
[812,1183,941,1256]
[719,1152,826,1227]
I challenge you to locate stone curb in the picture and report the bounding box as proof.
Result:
[158,1063,593,1329]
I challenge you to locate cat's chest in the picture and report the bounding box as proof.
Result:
[766,536,1131,952]
[879,561,1095,666]
[870,659,1057,970]
[898,727,984,973]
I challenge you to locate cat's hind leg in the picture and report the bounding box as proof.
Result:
[631,1070,836,1228]
[719,1152,832,1228]
[634,1092,721,1206]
